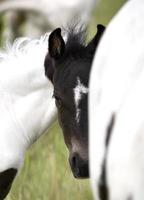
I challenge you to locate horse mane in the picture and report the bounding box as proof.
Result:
[0,33,50,64]
[62,23,90,59]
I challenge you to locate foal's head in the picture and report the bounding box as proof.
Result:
[45,24,105,178]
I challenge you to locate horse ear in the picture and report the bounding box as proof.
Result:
[86,24,105,53]
[49,28,65,59]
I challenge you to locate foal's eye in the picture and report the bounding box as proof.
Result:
[53,94,62,107]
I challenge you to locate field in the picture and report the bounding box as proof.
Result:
[5,0,125,199]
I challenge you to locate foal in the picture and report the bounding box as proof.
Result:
[44,24,105,178]
[0,35,56,199]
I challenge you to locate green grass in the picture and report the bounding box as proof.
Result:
[88,0,126,39]
[5,0,126,199]
[6,122,93,200]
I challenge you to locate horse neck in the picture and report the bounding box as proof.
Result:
[0,36,57,155]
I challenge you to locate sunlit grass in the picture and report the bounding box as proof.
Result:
[7,122,93,200]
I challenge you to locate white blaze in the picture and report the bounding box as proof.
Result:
[73,77,88,123]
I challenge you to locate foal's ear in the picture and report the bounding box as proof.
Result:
[86,24,105,53]
[49,28,65,59]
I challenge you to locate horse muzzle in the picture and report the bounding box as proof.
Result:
[69,153,89,179]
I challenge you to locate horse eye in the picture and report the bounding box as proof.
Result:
[54,94,62,107]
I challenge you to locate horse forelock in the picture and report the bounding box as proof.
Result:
[62,23,88,59]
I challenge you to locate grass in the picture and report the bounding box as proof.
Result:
[88,0,126,39]
[6,122,93,200]
[5,0,126,199]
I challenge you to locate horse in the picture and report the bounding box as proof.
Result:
[44,24,105,179]
[0,34,57,199]
[0,0,95,26]
[89,0,144,199]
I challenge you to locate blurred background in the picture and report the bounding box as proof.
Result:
[0,0,126,199]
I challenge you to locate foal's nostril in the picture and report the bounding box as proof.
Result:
[70,153,89,179]
[71,153,80,175]
[72,154,77,169]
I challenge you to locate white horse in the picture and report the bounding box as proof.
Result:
[0,34,57,199]
[0,0,95,30]
[89,0,144,199]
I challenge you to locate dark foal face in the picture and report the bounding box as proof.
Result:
[45,25,105,178]
[53,59,90,178]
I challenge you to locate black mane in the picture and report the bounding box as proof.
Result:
[62,24,92,60]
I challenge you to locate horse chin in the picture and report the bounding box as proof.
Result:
[72,166,89,179]
[74,174,89,179]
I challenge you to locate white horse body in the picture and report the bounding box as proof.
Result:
[0,35,56,172]
[89,0,144,199]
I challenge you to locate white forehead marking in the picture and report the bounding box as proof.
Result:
[73,77,88,123]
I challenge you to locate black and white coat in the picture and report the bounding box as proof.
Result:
[89,0,144,200]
